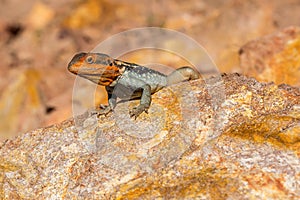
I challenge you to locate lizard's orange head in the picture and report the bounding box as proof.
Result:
[67,52,114,74]
[68,52,121,86]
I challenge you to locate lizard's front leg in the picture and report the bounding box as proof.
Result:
[129,84,152,119]
[93,89,117,117]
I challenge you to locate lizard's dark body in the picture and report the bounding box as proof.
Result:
[68,52,199,118]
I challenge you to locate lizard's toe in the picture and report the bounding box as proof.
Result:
[90,105,112,117]
[129,105,148,119]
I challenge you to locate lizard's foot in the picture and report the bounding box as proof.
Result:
[90,105,112,117]
[129,104,149,119]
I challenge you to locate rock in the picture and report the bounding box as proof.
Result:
[0,73,299,199]
[239,26,300,86]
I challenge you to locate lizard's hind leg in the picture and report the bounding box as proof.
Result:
[167,66,200,85]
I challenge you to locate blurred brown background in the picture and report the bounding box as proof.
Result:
[0,0,299,140]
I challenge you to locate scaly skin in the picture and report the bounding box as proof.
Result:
[68,52,200,119]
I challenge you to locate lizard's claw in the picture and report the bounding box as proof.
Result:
[129,105,149,119]
[90,105,112,117]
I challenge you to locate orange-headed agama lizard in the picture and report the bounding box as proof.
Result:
[68,52,199,119]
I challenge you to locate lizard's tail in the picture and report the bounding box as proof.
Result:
[167,66,200,86]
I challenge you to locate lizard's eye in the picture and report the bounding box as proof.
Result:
[86,56,94,64]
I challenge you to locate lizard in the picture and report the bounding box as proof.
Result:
[68,52,200,119]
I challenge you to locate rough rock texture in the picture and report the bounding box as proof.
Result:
[0,74,299,199]
[240,26,300,86]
